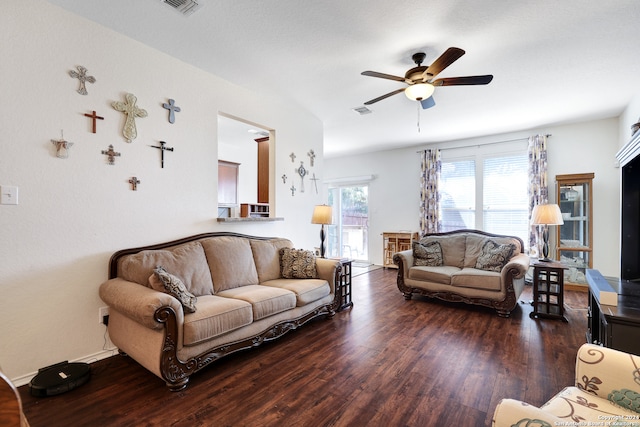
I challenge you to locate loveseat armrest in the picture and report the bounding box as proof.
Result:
[393,249,413,277]
[315,258,341,293]
[575,343,640,411]
[492,398,563,426]
[99,278,184,330]
[501,253,529,280]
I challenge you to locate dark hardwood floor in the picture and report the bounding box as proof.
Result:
[20,268,588,427]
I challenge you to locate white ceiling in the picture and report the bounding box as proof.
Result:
[48,0,640,157]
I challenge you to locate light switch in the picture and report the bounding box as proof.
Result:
[0,185,18,205]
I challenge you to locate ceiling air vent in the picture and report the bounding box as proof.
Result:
[352,106,373,115]
[160,0,202,16]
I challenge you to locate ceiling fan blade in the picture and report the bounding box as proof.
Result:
[420,96,435,109]
[424,47,465,80]
[432,75,494,86]
[364,88,406,105]
[361,71,406,82]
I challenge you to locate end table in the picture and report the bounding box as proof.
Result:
[335,259,353,311]
[530,261,567,322]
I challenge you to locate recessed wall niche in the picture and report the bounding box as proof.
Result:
[217,113,272,219]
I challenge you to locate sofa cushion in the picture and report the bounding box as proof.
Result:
[465,235,522,268]
[261,278,330,306]
[201,236,259,292]
[475,240,516,272]
[450,268,502,291]
[119,241,214,296]
[280,248,318,279]
[408,265,460,284]
[250,238,293,282]
[217,285,296,320]
[421,235,466,268]
[412,241,443,266]
[182,295,253,346]
[149,266,198,313]
[541,386,640,422]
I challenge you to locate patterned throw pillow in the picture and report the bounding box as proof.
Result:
[280,248,318,279]
[413,241,443,266]
[475,240,516,272]
[149,266,197,313]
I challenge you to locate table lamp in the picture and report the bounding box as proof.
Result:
[311,205,332,258]
[531,203,564,262]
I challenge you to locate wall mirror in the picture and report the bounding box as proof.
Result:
[217,113,272,218]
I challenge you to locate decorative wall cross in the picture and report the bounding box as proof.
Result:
[101,144,121,165]
[69,66,95,95]
[112,93,147,142]
[281,174,287,184]
[307,149,316,167]
[162,99,181,124]
[295,161,308,192]
[289,152,296,163]
[290,184,296,196]
[311,173,319,194]
[150,141,174,168]
[51,131,73,159]
[84,110,104,133]
[128,176,141,191]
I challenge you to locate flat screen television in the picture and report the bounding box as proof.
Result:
[618,131,640,282]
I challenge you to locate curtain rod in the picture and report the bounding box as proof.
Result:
[416,134,552,153]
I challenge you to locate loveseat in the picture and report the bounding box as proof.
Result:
[99,232,342,391]
[492,343,640,425]
[393,229,529,317]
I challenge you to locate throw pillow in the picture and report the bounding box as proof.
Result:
[149,266,197,313]
[475,240,516,272]
[280,248,318,279]
[412,241,443,267]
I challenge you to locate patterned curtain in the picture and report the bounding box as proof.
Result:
[527,134,548,256]
[419,149,441,236]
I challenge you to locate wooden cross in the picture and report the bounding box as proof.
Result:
[84,110,104,133]
[289,152,296,163]
[128,176,141,191]
[112,93,147,142]
[162,99,181,124]
[51,131,73,159]
[307,149,316,167]
[150,141,174,168]
[310,173,319,194]
[101,144,121,165]
[69,65,95,95]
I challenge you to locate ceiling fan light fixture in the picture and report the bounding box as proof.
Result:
[405,83,435,101]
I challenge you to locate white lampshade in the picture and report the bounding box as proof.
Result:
[405,83,435,101]
[311,205,333,225]
[531,204,564,225]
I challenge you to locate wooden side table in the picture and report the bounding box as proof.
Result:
[531,261,567,322]
[335,259,353,311]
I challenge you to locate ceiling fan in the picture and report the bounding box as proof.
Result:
[361,47,493,109]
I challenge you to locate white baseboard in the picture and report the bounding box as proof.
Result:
[11,347,118,387]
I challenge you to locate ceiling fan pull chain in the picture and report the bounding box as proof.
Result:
[417,102,421,133]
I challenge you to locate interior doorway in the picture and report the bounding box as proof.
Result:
[327,185,369,262]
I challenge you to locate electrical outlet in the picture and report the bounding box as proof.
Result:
[99,306,109,324]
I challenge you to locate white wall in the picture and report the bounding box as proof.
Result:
[0,0,325,383]
[325,118,621,278]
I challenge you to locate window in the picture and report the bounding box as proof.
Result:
[440,144,529,248]
[327,185,369,262]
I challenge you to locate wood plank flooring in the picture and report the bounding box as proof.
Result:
[19,268,588,427]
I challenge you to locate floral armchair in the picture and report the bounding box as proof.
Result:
[492,344,640,426]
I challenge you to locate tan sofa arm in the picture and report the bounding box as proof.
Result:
[492,398,563,426]
[575,343,640,409]
[393,249,413,277]
[501,253,529,280]
[316,258,341,293]
[99,278,184,330]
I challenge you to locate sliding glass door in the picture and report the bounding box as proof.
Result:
[327,185,369,262]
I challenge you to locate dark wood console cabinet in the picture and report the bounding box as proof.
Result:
[586,269,640,355]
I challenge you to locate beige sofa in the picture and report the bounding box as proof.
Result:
[393,229,529,317]
[493,343,640,425]
[99,232,342,391]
